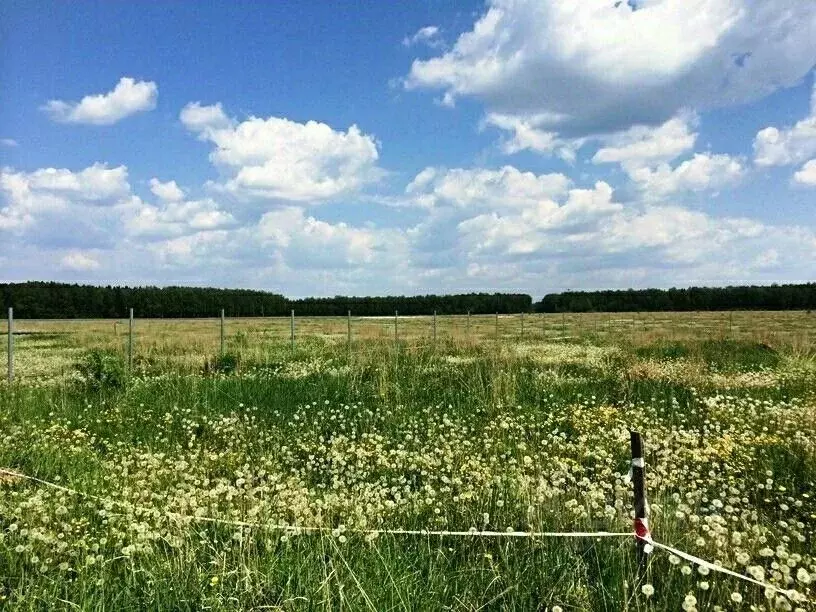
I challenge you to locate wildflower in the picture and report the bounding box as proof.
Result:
[698,581,709,591]
[796,567,811,584]
[210,576,219,586]
[641,584,654,597]
[730,592,743,604]
[682,593,697,611]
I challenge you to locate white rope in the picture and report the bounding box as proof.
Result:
[0,468,630,539]
[649,540,803,601]
[1,467,809,602]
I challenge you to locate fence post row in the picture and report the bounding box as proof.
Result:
[220,309,225,356]
[630,431,652,578]
[7,307,13,384]
[125,308,134,374]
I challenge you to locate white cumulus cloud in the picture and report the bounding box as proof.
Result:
[405,165,571,209]
[181,102,383,202]
[592,114,698,167]
[42,77,158,125]
[754,84,816,167]
[794,159,816,186]
[257,207,405,268]
[406,0,816,142]
[149,178,185,202]
[627,153,744,197]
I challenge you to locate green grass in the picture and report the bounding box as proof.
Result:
[0,325,814,610]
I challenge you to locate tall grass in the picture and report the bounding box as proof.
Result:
[0,320,814,610]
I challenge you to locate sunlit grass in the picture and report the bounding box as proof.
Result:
[0,313,814,609]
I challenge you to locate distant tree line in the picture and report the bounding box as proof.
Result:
[535,284,816,312]
[0,282,532,318]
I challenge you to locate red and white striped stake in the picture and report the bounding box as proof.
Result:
[630,430,652,579]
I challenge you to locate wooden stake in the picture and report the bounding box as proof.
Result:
[630,431,649,579]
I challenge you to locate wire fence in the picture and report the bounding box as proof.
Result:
[4,307,815,383]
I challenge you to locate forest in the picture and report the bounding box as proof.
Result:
[534,283,816,312]
[1,281,814,318]
[0,282,532,318]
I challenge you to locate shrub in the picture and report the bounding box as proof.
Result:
[202,352,239,375]
[75,349,126,391]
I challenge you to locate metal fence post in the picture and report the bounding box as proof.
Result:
[128,308,134,373]
[7,307,13,383]
[220,308,225,355]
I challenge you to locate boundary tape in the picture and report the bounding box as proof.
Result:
[0,467,809,603]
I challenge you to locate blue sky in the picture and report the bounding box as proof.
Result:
[1,0,814,298]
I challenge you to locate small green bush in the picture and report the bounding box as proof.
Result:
[75,349,126,391]
[202,352,239,375]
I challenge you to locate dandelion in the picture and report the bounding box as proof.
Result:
[641,584,654,597]
[730,592,743,604]
[796,567,811,584]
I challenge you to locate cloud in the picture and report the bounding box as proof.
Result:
[753,84,816,167]
[0,163,130,230]
[181,102,383,202]
[406,1,816,141]
[794,159,816,186]
[41,77,157,125]
[149,178,185,202]
[1,139,18,148]
[126,198,236,239]
[592,114,698,167]
[256,206,405,269]
[627,153,744,197]
[179,102,233,136]
[60,251,101,271]
[405,165,571,209]
[403,26,443,48]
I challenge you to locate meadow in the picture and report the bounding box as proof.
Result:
[0,312,814,610]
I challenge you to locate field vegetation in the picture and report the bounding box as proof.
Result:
[1,312,814,610]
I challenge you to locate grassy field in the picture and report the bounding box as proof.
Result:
[1,313,814,610]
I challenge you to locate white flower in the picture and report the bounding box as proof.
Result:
[641,584,654,597]
[730,592,743,604]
